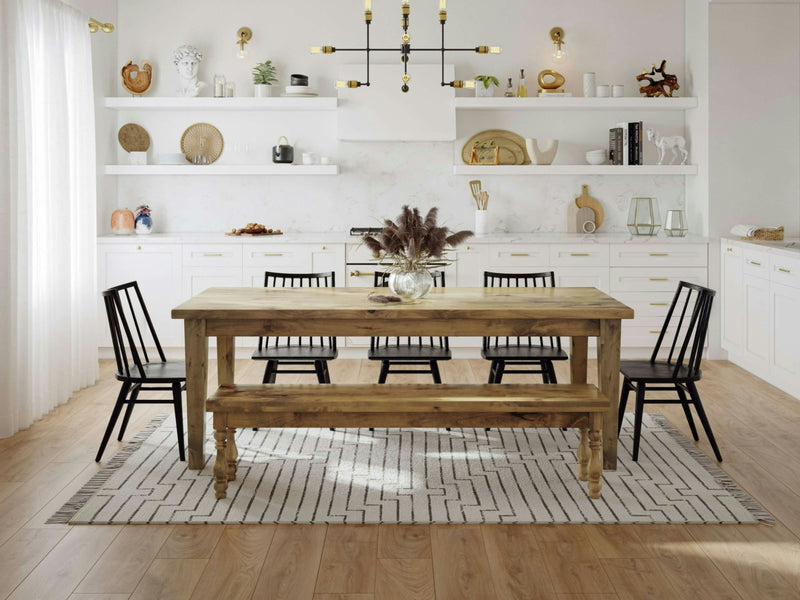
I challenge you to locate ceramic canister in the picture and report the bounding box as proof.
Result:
[583,73,596,98]
[111,208,135,235]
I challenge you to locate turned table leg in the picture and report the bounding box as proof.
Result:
[588,412,603,499]
[226,427,238,481]
[213,414,229,499]
[577,427,589,481]
[597,319,621,470]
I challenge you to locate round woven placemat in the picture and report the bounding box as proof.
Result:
[180,123,224,164]
[117,123,150,152]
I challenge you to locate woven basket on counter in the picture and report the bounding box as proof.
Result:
[743,226,784,241]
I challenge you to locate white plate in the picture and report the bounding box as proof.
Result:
[285,85,316,94]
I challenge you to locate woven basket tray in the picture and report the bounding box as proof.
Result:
[743,226,784,241]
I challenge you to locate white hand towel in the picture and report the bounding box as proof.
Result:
[730,224,758,237]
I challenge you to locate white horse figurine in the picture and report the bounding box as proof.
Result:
[647,128,688,165]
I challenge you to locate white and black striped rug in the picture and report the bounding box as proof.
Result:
[51,414,771,525]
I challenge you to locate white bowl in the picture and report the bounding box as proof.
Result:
[585,151,607,165]
[157,152,188,165]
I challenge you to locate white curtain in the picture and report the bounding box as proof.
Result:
[0,0,98,438]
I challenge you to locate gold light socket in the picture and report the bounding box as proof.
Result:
[402,33,410,43]
[364,10,372,23]
[323,45,335,54]
[452,79,465,88]
[402,4,410,15]
[439,10,447,22]
[476,46,488,54]
[402,74,410,83]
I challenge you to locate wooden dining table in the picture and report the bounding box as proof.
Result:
[173,286,634,471]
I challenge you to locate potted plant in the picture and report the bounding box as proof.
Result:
[474,75,499,98]
[252,60,278,97]
[362,206,472,302]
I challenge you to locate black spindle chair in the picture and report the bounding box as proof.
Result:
[369,271,451,383]
[97,281,186,462]
[252,271,338,384]
[618,281,721,462]
[482,271,569,383]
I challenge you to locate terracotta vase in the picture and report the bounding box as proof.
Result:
[111,208,135,235]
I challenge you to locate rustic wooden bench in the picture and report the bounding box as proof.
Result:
[207,383,610,500]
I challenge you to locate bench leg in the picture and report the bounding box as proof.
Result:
[213,416,229,499]
[588,413,603,499]
[226,428,238,481]
[577,428,589,481]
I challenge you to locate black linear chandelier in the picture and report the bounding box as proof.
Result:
[311,0,501,93]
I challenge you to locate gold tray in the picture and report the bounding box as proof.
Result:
[180,123,224,164]
[461,129,531,165]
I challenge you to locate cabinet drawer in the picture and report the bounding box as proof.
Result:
[182,244,242,267]
[487,245,549,268]
[613,292,676,318]
[549,244,609,267]
[622,320,696,349]
[555,267,610,293]
[347,243,382,263]
[742,247,770,280]
[346,267,384,288]
[243,244,313,269]
[770,255,800,289]
[610,267,707,292]
[610,244,707,267]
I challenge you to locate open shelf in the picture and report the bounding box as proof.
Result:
[452,165,698,176]
[104,97,338,111]
[104,164,340,176]
[454,97,698,111]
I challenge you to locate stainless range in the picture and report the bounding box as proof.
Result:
[346,227,390,288]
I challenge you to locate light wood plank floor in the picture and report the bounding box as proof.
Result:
[1,358,799,600]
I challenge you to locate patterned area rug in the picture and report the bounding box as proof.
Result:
[51,414,771,525]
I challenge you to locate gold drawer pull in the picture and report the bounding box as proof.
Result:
[570,253,590,257]
[726,247,733,252]
[649,253,669,257]
[649,330,662,334]
[466,246,471,250]
[649,302,669,306]
[203,252,223,257]
[350,270,375,277]
[510,253,530,257]
[778,267,791,274]
[136,245,142,250]
[748,260,761,266]
[649,278,668,281]
[262,253,284,257]
[321,245,327,250]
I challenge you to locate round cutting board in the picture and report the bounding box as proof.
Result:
[575,185,604,230]
[461,129,531,165]
[117,123,150,152]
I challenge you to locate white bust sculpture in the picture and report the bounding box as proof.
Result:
[173,45,206,97]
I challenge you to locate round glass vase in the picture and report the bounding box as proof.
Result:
[388,268,434,302]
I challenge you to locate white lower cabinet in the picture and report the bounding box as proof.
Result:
[720,238,800,400]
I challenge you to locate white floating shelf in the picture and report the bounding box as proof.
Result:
[452,165,698,176]
[104,97,338,111]
[454,97,698,111]
[104,164,340,176]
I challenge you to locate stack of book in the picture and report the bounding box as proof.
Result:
[609,121,643,165]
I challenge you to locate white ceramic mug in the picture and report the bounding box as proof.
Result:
[596,84,610,98]
[302,152,317,165]
[319,156,330,165]
[612,84,624,97]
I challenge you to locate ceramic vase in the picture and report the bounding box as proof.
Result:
[525,138,559,165]
[583,72,596,98]
[475,210,489,236]
[475,83,495,98]
[254,84,271,97]
[388,268,434,302]
[111,208,135,235]
[135,213,153,234]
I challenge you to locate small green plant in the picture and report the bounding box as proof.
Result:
[252,60,278,85]
[474,75,500,89]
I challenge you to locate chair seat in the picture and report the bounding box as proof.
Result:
[368,345,452,361]
[620,360,700,383]
[481,345,568,361]
[118,361,186,383]
[252,346,338,361]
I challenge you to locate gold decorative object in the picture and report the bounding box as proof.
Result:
[180,123,224,164]
[236,27,252,59]
[462,129,530,165]
[538,69,565,94]
[88,17,114,33]
[121,60,153,95]
[117,124,150,153]
[550,27,566,61]
[664,210,688,237]
[636,59,679,98]
[627,197,661,236]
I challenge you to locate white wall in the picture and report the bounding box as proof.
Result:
[102,0,691,234]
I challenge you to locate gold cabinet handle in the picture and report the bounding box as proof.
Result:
[649,330,662,334]
[778,267,791,274]
[649,278,668,281]
[262,253,284,257]
[350,270,375,277]
[570,253,590,257]
[203,252,223,257]
[466,246,471,250]
[136,245,142,250]
[510,253,530,257]
[649,253,669,257]
[649,302,669,306]
[321,245,327,250]
[726,247,733,252]
[748,260,761,266]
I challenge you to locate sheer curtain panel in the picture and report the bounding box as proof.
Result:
[0,0,98,438]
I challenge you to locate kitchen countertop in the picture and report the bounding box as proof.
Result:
[98,232,711,244]
[721,236,800,259]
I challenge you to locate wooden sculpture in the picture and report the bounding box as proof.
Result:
[636,60,679,98]
[121,60,153,95]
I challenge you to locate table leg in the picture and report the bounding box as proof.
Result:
[217,336,235,386]
[597,319,621,470]
[185,319,208,470]
[213,413,229,499]
[588,412,603,499]
[570,336,588,384]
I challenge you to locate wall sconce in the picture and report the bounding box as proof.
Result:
[88,17,114,34]
[550,27,566,62]
[236,27,252,59]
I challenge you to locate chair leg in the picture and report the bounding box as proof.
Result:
[430,360,442,384]
[117,385,140,441]
[618,378,632,434]
[488,360,498,384]
[262,360,277,384]
[96,382,131,462]
[632,382,646,462]
[687,381,723,462]
[314,361,326,384]
[548,361,558,384]
[676,385,699,441]
[322,360,332,383]
[495,361,506,384]
[173,382,186,462]
[378,361,390,384]
[541,362,550,384]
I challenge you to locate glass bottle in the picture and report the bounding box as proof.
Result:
[517,69,527,98]
[504,77,515,97]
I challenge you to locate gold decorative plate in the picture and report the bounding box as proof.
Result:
[461,129,531,165]
[118,123,150,152]
[180,123,224,164]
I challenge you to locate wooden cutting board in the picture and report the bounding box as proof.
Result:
[575,185,604,230]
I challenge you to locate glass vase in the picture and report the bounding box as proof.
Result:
[627,197,661,236]
[664,209,688,237]
[388,268,434,302]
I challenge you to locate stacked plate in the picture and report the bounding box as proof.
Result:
[283,85,318,97]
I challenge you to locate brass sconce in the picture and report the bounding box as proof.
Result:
[88,17,114,34]
[550,27,567,62]
[236,27,252,59]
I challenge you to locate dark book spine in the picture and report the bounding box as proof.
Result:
[628,122,636,165]
[615,128,623,165]
[608,128,616,165]
[636,121,643,165]
[630,121,642,165]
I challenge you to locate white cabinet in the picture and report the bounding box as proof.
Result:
[771,281,800,391]
[98,242,183,347]
[721,244,744,352]
[243,244,344,287]
[451,244,487,287]
[742,274,770,372]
